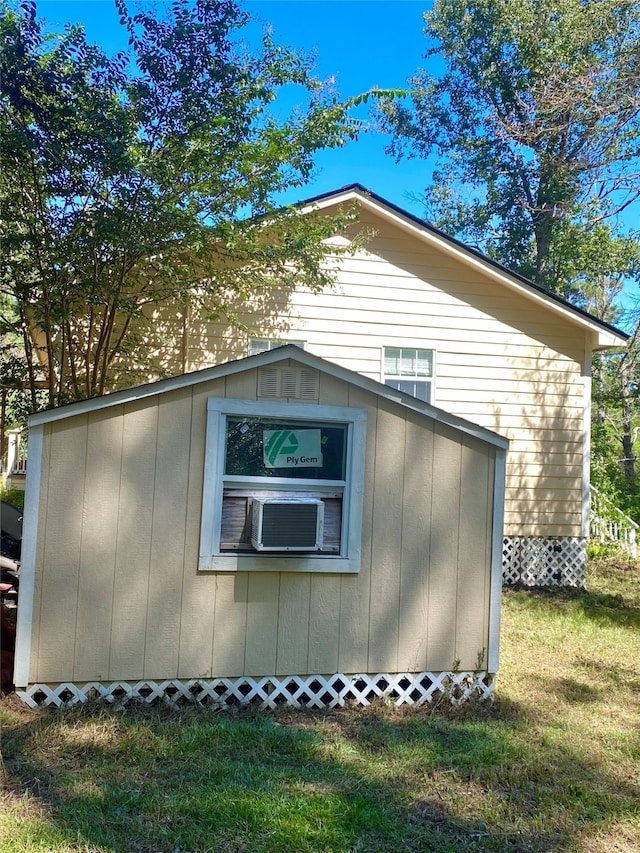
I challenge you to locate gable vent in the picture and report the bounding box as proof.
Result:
[258,366,319,401]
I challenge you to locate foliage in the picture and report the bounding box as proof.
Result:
[586,538,626,562]
[592,331,640,514]
[380,0,640,293]
[1,559,639,851]
[0,0,361,409]
[0,295,34,440]
[380,0,640,508]
[0,487,25,511]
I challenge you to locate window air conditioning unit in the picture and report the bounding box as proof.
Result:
[251,498,324,551]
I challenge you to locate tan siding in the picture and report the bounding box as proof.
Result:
[244,572,279,677]
[308,575,341,673]
[427,424,462,672]
[397,411,433,672]
[212,573,248,677]
[276,574,310,675]
[178,382,221,679]
[318,370,350,406]
[455,440,492,669]
[109,400,158,679]
[338,386,377,673]
[143,388,193,679]
[74,410,123,680]
[224,368,258,400]
[28,426,50,680]
[36,418,88,682]
[367,399,404,673]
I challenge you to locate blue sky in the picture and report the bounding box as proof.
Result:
[37,0,437,217]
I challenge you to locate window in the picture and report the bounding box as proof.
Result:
[248,338,306,356]
[199,398,366,573]
[383,347,434,403]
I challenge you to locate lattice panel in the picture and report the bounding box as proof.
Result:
[17,671,495,710]
[502,536,586,588]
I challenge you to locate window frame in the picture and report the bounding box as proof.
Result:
[199,398,367,573]
[248,338,306,356]
[382,346,435,404]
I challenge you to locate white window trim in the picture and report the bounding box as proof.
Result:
[248,338,306,356]
[381,346,437,406]
[199,398,366,573]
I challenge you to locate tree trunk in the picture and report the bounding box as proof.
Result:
[620,356,636,485]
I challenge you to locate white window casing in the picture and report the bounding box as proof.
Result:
[383,346,435,404]
[199,398,367,573]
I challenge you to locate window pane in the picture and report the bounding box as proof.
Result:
[385,379,431,404]
[249,338,306,356]
[384,347,433,378]
[225,417,347,480]
[248,338,271,355]
[415,350,433,377]
[400,350,415,374]
[384,347,401,376]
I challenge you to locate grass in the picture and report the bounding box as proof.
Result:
[1,557,639,852]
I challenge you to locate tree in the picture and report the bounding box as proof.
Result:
[380,0,640,507]
[0,0,360,408]
[0,296,31,463]
[380,0,640,293]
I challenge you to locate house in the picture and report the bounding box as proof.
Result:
[14,346,507,709]
[148,184,627,587]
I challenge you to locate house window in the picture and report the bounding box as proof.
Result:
[199,398,366,573]
[383,347,434,403]
[248,338,306,356]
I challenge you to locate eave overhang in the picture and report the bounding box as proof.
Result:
[301,184,629,352]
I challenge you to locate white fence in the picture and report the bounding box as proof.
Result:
[590,485,638,557]
[1,428,28,485]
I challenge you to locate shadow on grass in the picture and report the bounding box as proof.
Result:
[546,675,602,704]
[504,580,640,631]
[2,692,638,853]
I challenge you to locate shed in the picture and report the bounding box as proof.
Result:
[15,346,508,709]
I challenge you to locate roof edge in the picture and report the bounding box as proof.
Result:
[28,346,509,450]
[300,184,629,345]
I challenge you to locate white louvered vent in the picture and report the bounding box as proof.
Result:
[258,366,319,400]
[258,367,280,398]
[281,368,300,397]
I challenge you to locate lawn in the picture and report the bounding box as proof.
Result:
[1,557,638,852]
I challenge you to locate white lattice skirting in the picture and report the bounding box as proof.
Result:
[17,671,495,710]
[502,536,586,588]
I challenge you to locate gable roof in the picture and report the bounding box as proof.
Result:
[28,345,508,450]
[301,183,628,350]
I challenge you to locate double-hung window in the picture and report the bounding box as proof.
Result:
[248,338,306,356]
[199,398,366,573]
[383,347,434,404]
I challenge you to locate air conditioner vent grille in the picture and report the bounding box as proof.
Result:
[251,498,324,551]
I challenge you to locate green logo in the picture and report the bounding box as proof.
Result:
[263,429,322,468]
[264,430,298,466]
